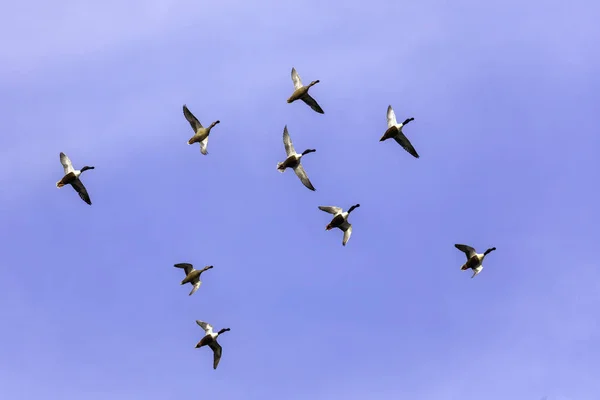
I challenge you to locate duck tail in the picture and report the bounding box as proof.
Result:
[56,181,64,188]
[276,162,285,172]
[326,224,333,231]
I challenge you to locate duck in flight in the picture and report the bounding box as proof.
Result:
[379,105,419,158]
[287,67,324,114]
[183,104,220,155]
[195,320,231,370]
[174,263,214,296]
[276,125,316,191]
[454,244,496,278]
[318,204,360,246]
[56,152,95,205]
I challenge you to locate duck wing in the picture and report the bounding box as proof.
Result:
[455,244,477,259]
[183,105,203,132]
[301,94,324,114]
[208,341,222,369]
[393,133,419,158]
[174,263,194,276]
[291,67,303,90]
[293,164,315,191]
[71,179,91,205]
[60,152,75,175]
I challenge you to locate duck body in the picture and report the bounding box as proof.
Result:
[277,153,303,171]
[56,170,82,187]
[326,213,346,230]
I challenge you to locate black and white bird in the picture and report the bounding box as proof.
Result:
[56,152,95,205]
[195,320,231,370]
[454,244,496,278]
[379,105,419,158]
[276,125,316,191]
[318,204,360,246]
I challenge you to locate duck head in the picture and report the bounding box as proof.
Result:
[483,247,496,256]
[348,204,361,213]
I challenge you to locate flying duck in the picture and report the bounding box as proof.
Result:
[287,67,324,114]
[454,244,497,278]
[174,263,214,296]
[195,320,231,370]
[318,204,360,246]
[276,125,316,191]
[183,104,220,155]
[380,105,419,158]
[56,152,95,205]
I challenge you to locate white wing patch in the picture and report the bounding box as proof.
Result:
[189,281,201,296]
[196,320,214,335]
[291,68,303,91]
[200,137,209,155]
[318,206,342,215]
[283,126,296,156]
[60,152,75,175]
[342,224,352,246]
[386,105,397,128]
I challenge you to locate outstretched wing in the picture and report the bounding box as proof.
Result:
[183,104,203,132]
[386,105,397,128]
[60,152,75,175]
[291,67,303,90]
[200,137,209,155]
[71,179,91,205]
[208,341,223,369]
[341,223,352,246]
[301,94,324,114]
[189,281,201,296]
[196,320,214,335]
[293,164,315,191]
[455,244,476,259]
[393,133,420,158]
[318,206,342,214]
[283,125,296,156]
[174,263,194,276]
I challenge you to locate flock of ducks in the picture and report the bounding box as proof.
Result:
[54,67,497,370]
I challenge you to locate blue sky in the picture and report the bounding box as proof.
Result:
[0,0,598,399]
